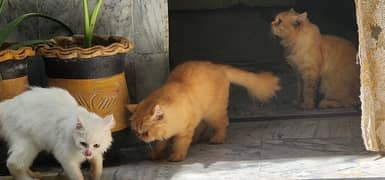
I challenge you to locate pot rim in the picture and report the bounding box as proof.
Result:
[37,35,134,59]
[0,46,35,62]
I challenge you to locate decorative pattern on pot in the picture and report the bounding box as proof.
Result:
[0,46,35,101]
[38,35,134,132]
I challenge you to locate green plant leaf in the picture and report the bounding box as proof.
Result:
[8,39,48,50]
[83,0,91,47]
[86,0,104,47]
[0,0,5,15]
[0,13,74,48]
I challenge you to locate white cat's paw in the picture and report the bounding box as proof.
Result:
[27,169,42,179]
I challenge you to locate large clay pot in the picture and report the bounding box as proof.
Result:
[38,35,134,132]
[0,44,35,101]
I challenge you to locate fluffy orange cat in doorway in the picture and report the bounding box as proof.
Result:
[271,9,360,109]
[126,61,280,161]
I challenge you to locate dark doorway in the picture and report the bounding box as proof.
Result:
[168,0,359,120]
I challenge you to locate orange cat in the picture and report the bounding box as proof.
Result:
[126,61,280,161]
[271,9,360,109]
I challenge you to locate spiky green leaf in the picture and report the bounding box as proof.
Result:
[0,13,74,48]
[0,0,5,15]
[86,0,104,47]
[83,0,91,47]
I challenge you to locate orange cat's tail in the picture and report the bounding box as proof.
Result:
[220,65,280,102]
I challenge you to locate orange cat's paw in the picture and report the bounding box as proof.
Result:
[300,101,315,110]
[168,152,186,162]
[209,135,225,144]
[318,99,342,109]
[149,151,167,160]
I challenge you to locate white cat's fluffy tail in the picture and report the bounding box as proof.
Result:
[220,65,281,102]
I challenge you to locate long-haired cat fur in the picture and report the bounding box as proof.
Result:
[271,9,360,109]
[126,61,280,161]
[0,87,115,180]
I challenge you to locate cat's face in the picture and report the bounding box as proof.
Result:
[271,9,308,39]
[72,114,115,159]
[127,104,169,143]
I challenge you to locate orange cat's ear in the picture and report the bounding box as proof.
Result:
[126,104,138,113]
[294,12,307,27]
[289,8,296,13]
[297,12,308,21]
[151,104,164,121]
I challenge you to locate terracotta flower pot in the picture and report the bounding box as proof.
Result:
[0,44,35,101]
[38,35,134,132]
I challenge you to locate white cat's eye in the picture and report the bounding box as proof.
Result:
[80,142,88,148]
[93,144,100,148]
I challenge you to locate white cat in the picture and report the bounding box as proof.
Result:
[0,87,115,180]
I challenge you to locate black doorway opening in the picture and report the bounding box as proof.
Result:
[168,0,359,121]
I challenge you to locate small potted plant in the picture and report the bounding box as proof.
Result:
[38,0,134,132]
[0,0,73,101]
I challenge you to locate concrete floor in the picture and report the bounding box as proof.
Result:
[3,115,385,180]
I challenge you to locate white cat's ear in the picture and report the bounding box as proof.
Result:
[151,104,164,121]
[126,104,138,113]
[76,117,85,130]
[104,114,116,130]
